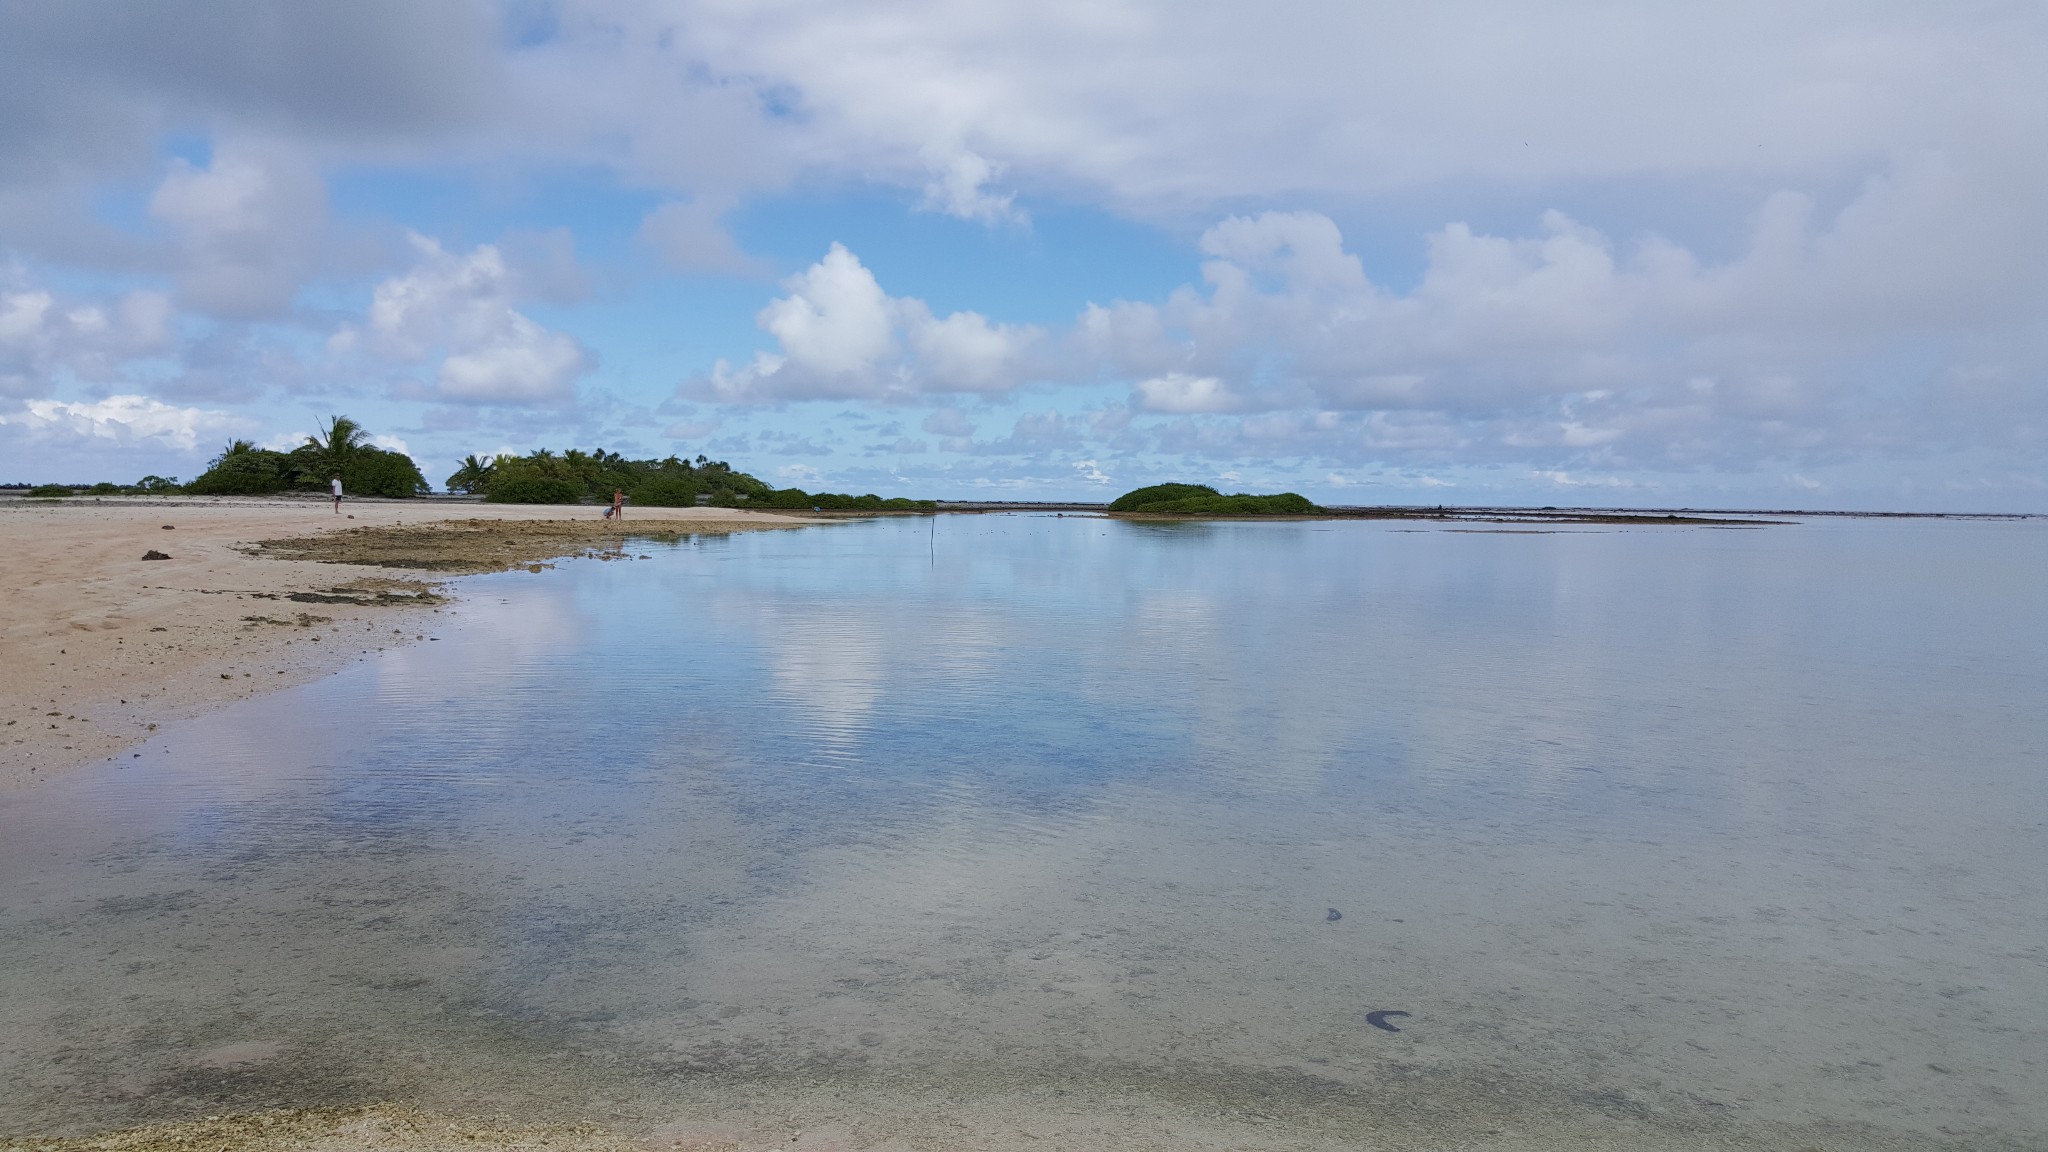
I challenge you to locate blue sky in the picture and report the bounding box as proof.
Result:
[2,1,2044,510]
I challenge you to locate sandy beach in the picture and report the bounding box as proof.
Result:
[0,495,807,791]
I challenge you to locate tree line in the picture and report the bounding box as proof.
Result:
[146,414,933,510]
[452,447,932,510]
[181,416,429,497]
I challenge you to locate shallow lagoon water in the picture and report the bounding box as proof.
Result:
[2,515,2044,1148]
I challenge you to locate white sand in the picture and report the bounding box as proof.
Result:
[0,495,800,790]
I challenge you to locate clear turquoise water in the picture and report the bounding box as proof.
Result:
[2,515,2043,1148]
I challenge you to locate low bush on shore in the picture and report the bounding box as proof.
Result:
[484,475,583,504]
[185,416,428,498]
[460,448,774,506]
[1109,483,1317,516]
[754,488,936,511]
[11,479,179,495]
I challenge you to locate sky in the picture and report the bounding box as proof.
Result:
[1,1,2044,510]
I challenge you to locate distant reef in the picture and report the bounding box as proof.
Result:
[1107,483,1318,516]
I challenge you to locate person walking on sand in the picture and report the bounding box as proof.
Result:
[330,475,343,513]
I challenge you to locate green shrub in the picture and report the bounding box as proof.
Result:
[452,448,778,505]
[445,455,495,495]
[136,475,181,493]
[1108,483,1220,512]
[26,484,72,498]
[1135,493,1316,515]
[88,482,121,494]
[485,475,583,504]
[186,444,291,494]
[1109,483,1317,516]
[185,431,425,498]
[343,446,429,498]
[630,475,701,507]
[751,487,936,511]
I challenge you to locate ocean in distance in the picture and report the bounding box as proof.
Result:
[2,514,2043,1150]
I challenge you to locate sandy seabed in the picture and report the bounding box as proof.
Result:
[0,495,805,791]
[4,499,2033,1152]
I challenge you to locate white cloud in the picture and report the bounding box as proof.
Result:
[510,1,2047,228]
[757,243,896,378]
[919,148,1023,225]
[1078,189,2048,471]
[1133,372,1241,413]
[1,3,2043,502]
[436,313,588,404]
[0,394,235,451]
[0,273,173,395]
[1529,469,1640,489]
[693,243,1040,402]
[343,233,593,405]
[148,142,326,318]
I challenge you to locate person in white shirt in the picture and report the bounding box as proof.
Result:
[330,476,343,513]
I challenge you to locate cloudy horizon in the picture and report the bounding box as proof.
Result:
[2,1,2043,510]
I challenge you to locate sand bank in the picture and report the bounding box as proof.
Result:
[0,495,808,789]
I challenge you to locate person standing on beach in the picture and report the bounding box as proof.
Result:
[610,488,626,521]
[331,476,343,513]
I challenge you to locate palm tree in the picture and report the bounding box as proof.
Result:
[304,415,368,478]
[445,454,496,495]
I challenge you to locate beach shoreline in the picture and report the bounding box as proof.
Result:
[0,495,811,791]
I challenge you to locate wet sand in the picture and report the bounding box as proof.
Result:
[0,496,807,790]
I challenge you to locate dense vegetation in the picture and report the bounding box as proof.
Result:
[456,448,934,510]
[1108,482,1318,516]
[753,489,936,511]
[9,421,928,510]
[456,449,772,505]
[7,475,214,496]
[184,417,428,497]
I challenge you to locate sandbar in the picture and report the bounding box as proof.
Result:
[0,495,808,790]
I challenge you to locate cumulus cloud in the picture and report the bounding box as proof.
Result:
[0,273,173,396]
[0,394,235,451]
[148,142,326,317]
[339,233,593,405]
[1132,372,1243,414]
[1078,185,2048,471]
[691,243,1040,402]
[1,2,2042,501]
[919,148,1023,225]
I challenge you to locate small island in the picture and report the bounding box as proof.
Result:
[1106,483,1318,516]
